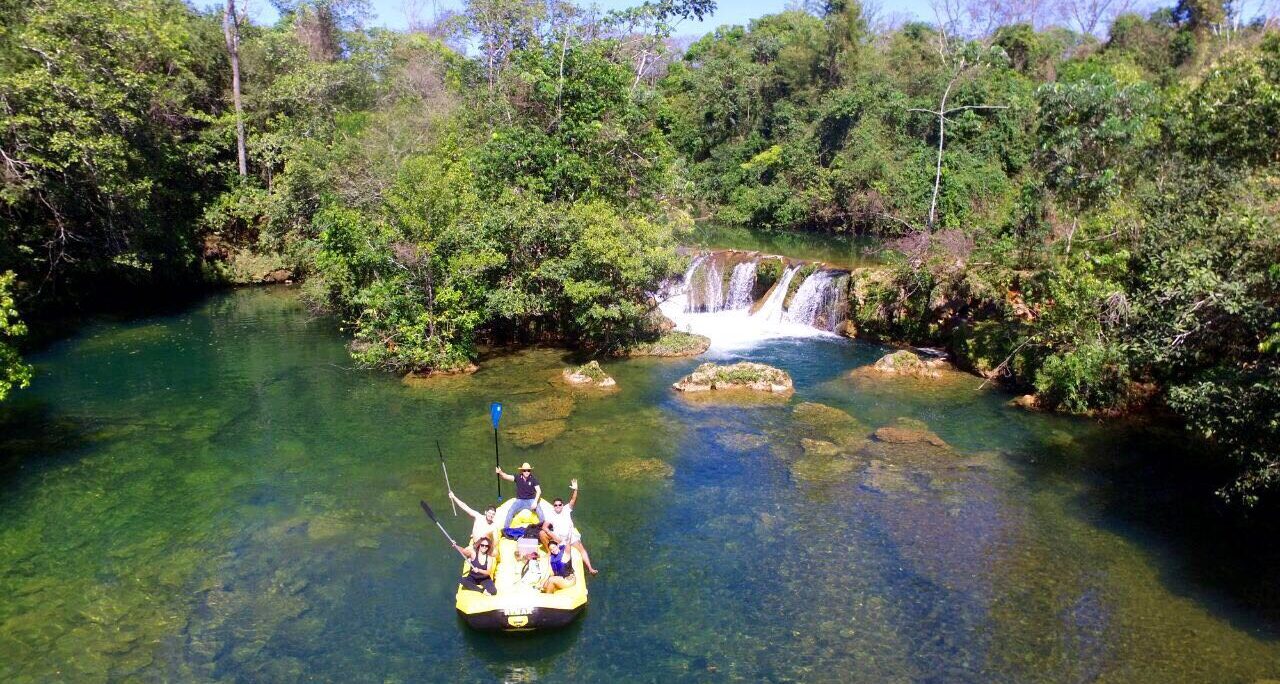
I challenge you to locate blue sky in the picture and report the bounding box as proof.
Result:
[244,0,939,34]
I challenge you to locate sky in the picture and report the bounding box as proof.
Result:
[243,0,940,35]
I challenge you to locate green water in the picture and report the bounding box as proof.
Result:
[3,287,1280,682]
[686,224,882,269]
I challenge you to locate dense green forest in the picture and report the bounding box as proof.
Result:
[0,0,1277,504]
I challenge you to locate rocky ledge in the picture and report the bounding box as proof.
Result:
[562,360,617,388]
[672,362,793,394]
[622,330,711,358]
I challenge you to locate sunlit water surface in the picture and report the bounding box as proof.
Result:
[3,287,1279,682]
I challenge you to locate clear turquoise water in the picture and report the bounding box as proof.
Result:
[2,287,1279,682]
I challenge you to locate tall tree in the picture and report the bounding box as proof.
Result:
[224,0,247,176]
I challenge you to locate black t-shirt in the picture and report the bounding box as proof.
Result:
[515,472,539,499]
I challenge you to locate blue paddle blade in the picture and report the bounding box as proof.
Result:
[490,402,503,428]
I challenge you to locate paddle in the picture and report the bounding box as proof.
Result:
[420,500,459,548]
[490,402,503,502]
[437,439,456,516]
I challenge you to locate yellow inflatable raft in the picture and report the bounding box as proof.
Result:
[455,499,588,631]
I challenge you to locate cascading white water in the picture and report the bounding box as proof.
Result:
[726,260,758,310]
[702,258,724,312]
[680,254,707,297]
[783,270,837,327]
[753,265,800,322]
[659,257,841,352]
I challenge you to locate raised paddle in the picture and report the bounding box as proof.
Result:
[490,402,504,502]
[420,500,459,548]
[437,439,457,516]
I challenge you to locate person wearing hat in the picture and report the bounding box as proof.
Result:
[496,462,542,532]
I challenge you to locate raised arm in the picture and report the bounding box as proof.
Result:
[494,467,515,482]
[449,491,481,520]
[568,478,579,508]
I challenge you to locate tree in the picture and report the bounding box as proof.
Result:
[225,0,247,176]
[0,272,31,401]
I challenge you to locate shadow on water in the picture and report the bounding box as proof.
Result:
[0,400,90,486]
[1026,420,1280,639]
[461,612,586,676]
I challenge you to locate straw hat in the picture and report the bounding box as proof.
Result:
[518,462,533,471]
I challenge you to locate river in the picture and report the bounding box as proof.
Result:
[2,286,1279,682]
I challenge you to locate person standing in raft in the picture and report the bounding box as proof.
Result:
[539,479,598,575]
[448,491,497,545]
[496,462,542,531]
[453,537,496,595]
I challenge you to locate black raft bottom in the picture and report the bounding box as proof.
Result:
[460,606,583,632]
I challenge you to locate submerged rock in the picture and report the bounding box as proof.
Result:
[872,418,949,449]
[401,363,479,386]
[613,457,675,479]
[503,419,568,447]
[623,331,711,357]
[800,438,840,457]
[672,362,793,394]
[562,360,617,388]
[511,393,576,422]
[792,402,870,449]
[716,432,770,452]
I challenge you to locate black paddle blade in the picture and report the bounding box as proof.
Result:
[419,499,438,523]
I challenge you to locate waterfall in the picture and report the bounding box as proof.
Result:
[680,254,706,296]
[752,265,800,323]
[702,258,724,312]
[783,270,838,327]
[726,260,758,310]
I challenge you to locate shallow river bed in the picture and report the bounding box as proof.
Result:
[2,287,1278,682]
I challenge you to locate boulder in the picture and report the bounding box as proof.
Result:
[1008,394,1041,411]
[562,360,617,388]
[868,350,948,378]
[261,268,294,284]
[672,362,793,394]
[835,320,857,338]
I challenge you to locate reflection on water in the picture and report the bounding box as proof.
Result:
[1,287,1279,682]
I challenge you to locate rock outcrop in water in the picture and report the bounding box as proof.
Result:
[672,362,793,394]
[622,330,710,357]
[863,350,949,379]
[562,360,617,388]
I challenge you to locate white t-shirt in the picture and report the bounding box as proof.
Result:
[541,503,577,543]
[470,516,497,543]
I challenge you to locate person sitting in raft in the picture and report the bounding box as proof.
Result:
[448,491,497,545]
[496,462,541,530]
[516,547,546,590]
[541,541,576,593]
[538,479,598,575]
[453,537,496,595]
